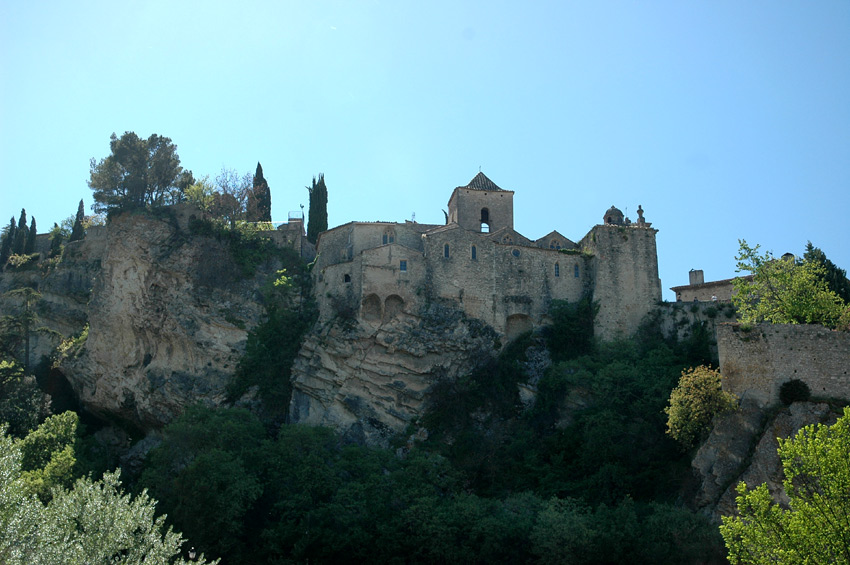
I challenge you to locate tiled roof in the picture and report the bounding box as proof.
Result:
[458,172,506,192]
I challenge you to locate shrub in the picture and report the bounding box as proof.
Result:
[779,379,811,406]
[665,365,737,449]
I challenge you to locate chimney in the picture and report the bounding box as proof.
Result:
[689,269,705,286]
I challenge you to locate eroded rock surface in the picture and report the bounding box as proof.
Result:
[693,400,839,520]
[289,304,500,446]
[57,207,270,430]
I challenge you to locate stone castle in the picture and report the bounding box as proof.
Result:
[312,173,661,340]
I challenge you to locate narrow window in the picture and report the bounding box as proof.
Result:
[480,208,490,223]
[574,264,580,278]
[344,274,351,283]
[471,245,477,260]
[382,234,388,245]
[481,222,490,233]
[554,262,560,277]
[399,260,407,272]
[444,244,450,258]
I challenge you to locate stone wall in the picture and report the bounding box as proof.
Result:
[717,323,850,406]
[582,224,661,340]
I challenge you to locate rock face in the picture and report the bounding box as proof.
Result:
[57,206,271,430]
[289,303,500,446]
[692,400,839,520]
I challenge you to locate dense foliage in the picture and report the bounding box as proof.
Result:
[665,365,738,449]
[0,425,215,564]
[88,131,194,215]
[732,240,850,330]
[721,407,850,563]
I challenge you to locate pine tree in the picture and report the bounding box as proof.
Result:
[25,217,37,254]
[247,162,272,222]
[70,200,85,242]
[306,174,328,245]
[13,210,27,255]
[0,217,15,265]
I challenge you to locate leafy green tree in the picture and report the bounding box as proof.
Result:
[48,223,63,257]
[545,296,597,362]
[721,407,850,564]
[804,241,850,304]
[247,162,271,222]
[0,359,50,438]
[306,173,328,244]
[0,429,215,564]
[732,240,849,329]
[69,199,85,242]
[89,131,192,214]
[184,175,216,212]
[665,365,737,449]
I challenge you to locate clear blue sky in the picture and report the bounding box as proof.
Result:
[2,1,848,300]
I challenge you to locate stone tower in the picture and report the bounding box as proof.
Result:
[446,172,514,233]
[582,207,661,339]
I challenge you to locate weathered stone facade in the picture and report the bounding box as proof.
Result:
[313,173,661,340]
[717,323,850,406]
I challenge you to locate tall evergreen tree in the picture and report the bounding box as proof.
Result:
[25,217,37,254]
[804,242,850,304]
[12,210,27,255]
[0,217,15,265]
[247,162,272,222]
[306,174,328,245]
[69,200,85,242]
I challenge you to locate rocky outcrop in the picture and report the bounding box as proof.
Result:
[56,206,273,430]
[692,400,840,520]
[289,303,500,446]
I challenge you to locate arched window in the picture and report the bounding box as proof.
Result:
[471,245,477,260]
[444,243,450,258]
[554,262,560,277]
[382,228,395,245]
[574,264,580,278]
[480,208,490,233]
[481,222,490,233]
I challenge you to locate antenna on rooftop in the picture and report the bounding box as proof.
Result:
[412,212,416,223]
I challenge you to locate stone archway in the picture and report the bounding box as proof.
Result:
[384,294,405,321]
[505,314,533,341]
[361,293,382,322]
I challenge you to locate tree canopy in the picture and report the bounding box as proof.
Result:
[732,240,850,330]
[306,173,328,244]
[721,407,850,563]
[88,132,193,215]
[665,365,737,449]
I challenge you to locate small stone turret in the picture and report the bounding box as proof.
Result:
[603,205,624,225]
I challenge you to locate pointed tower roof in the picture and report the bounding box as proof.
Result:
[457,172,506,192]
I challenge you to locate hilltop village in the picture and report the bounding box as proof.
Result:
[312,172,660,341]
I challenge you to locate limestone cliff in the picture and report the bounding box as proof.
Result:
[691,400,840,520]
[289,303,500,446]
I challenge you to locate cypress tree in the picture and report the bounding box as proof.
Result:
[25,217,37,254]
[70,199,85,242]
[13,209,27,255]
[248,162,272,222]
[0,217,15,265]
[306,174,328,245]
